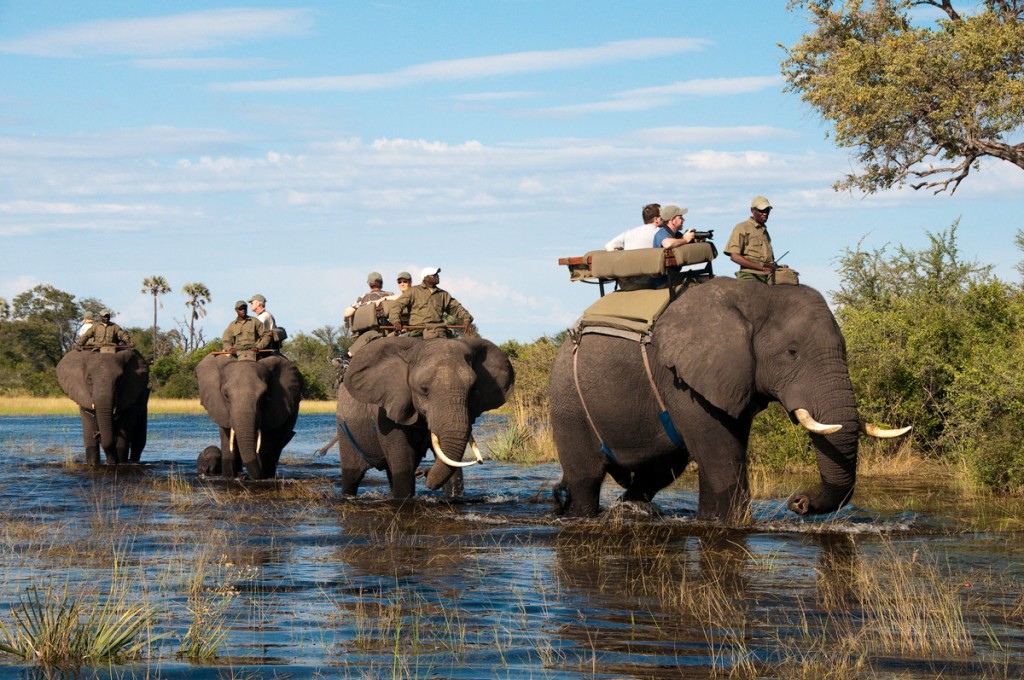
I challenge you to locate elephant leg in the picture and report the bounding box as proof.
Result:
[388,464,416,500]
[551,410,606,516]
[78,408,102,466]
[341,465,368,496]
[129,403,147,462]
[686,418,751,521]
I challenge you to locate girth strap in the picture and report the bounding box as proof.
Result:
[340,407,386,470]
[572,341,617,463]
[638,341,684,448]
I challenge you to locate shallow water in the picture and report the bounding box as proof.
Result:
[1,413,1023,678]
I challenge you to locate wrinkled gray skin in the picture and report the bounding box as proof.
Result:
[549,278,860,521]
[337,337,514,499]
[56,348,150,465]
[196,353,303,479]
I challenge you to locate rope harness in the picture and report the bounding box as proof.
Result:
[339,403,386,469]
[569,325,684,464]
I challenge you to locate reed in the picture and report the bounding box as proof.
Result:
[0,579,161,667]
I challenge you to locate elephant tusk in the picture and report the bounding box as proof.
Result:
[794,408,842,435]
[430,431,479,468]
[257,429,262,454]
[229,428,236,454]
[860,422,912,438]
[470,437,484,464]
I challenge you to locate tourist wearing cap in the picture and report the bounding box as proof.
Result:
[248,294,276,333]
[604,203,695,251]
[249,293,281,351]
[654,205,697,249]
[79,309,132,347]
[337,272,396,365]
[724,196,783,283]
[222,300,270,353]
[388,266,473,339]
[343,272,394,323]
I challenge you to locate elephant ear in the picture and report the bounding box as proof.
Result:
[653,281,754,419]
[195,354,231,429]
[345,338,418,426]
[462,338,515,419]
[115,350,150,410]
[56,350,91,409]
[262,356,303,429]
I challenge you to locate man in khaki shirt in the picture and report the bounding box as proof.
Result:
[724,195,787,283]
[222,300,270,353]
[80,310,132,347]
[388,267,473,339]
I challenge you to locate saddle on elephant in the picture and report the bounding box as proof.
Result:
[558,243,717,337]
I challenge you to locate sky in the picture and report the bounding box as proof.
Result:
[1,1,1022,344]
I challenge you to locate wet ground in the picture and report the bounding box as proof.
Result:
[1,413,1023,678]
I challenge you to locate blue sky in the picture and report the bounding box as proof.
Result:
[2,1,1021,343]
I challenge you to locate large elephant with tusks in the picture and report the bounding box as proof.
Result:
[196,352,302,478]
[549,278,909,521]
[336,337,514,498]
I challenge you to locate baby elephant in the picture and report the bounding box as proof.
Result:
[196,445,223,475]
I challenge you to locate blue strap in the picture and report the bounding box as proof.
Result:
[600,442,617,463]
[658,410,684,448]
[340,420,380,469]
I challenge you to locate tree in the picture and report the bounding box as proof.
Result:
[9,284,82,364]
[141,275,171,361]
[181,282,212,352]
[782,0,1024,194]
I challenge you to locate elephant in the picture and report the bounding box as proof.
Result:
[195,352,303,479]
[336,336,515,499]
[56,346,150,465]
[549,277,909,521]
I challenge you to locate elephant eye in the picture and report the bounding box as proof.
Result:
[786,348,798,359]
[418,384,429,397]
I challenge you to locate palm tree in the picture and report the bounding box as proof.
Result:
[181,282,212,352]
[141,275,171,361]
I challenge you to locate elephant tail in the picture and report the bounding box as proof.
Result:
[552,479,571,516]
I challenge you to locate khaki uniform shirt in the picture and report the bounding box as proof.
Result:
[724,218,775,273]
[222,316,270,351]
[80,321,132,346]
[388,284,473,328]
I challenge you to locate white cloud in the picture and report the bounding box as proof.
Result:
[453,91,537,102]
[135,57,276,71]
[216,38,710,92]
[0,8,312,58]
[622,75,784,98]
[627,126,800,145]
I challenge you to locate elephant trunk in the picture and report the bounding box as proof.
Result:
[94,402,118,463]
[231,408,265,479]
[424,428,472,491]
[786,372,859,516]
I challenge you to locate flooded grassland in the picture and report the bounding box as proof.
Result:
[1,413,1023,678]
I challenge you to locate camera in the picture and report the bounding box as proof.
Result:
[692,229,714,241]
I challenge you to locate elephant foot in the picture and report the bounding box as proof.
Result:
[85,446,101,466]
[442,469,465,498]
[551,481,570,515]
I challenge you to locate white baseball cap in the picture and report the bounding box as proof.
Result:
[420,266,441,279]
